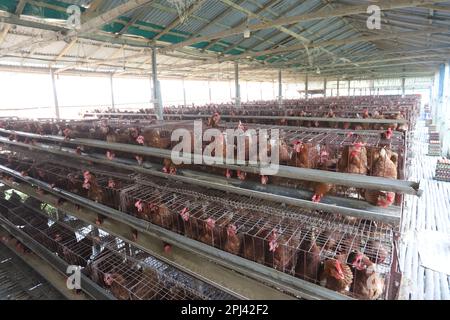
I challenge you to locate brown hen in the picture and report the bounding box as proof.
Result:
[348,252,384,300]
[295,232,322,282]
[320,258,353,293]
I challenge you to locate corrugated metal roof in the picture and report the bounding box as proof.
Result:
[0,0,447,80]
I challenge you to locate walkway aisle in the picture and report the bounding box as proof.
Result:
[399,121,450,300]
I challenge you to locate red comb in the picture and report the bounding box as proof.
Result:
[335,260,345,278]
[227,224,237,237]
[134,200,143,212]
[180,207,190,221]
[206,218,216,230]
[107,179,116,189]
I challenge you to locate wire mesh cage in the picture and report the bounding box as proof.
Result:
[0,153,136,211]
[118,175,397,299]
[160,95,420,130]
[85,238,234,300]
[0,200,236,300]
[0,141,400,299]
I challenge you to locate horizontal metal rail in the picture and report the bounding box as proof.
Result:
[0,130,421,195]
[0,167,351,300]
[163,114,409,124]
[83,112,408,124]
[0,138,401,223]
[0,215,115,300]
[246,123,405,135]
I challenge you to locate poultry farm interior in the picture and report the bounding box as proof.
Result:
[0,94,428,301]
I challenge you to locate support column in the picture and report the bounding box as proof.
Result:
[246,81,249,102]
[182,78,187,108]
[272,80,275,99]
[260,82,263,100]
[305,73,309,100]
[152,48,163,119]
[278,69,282,107]
[337,79,340,97]
[401,77,406,97]
[348,80,351,96]
[50,69,60,120]
[234,62,241,108]
[323,78,327,97]
[110,73,115,110]
[208,81,212,103]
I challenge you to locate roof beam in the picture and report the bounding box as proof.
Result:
[153,0,206,41]
[54,46,153,74]
[219,0,314,54]
[220,0,346,65]
[159,0,448,53]
[76,0,154,35]
[116,9,149,36]
[419,4,450,13]
[347,14,450,45]
[53,38,78,62]
[218,27,450,62]
[0,0,27,45]
[202,0,279,52]
[194,0,246,36]
[262,23,354,64]
[274,47,450,69]
[82,0,104,20]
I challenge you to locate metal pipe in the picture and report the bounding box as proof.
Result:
[278,69,283,107]
[337,79,340,97]
[323,78,327,97]
[152,48,163,120]
[246,81,249,102]
[305,73,309,100]
[110,73,115,111]
[50,68,60,120]
[208,81,212,103]
[234,61,241,108]
[83,112,409,124]
[161,114,408,124]
[0,133,421,195]
[260,82,263,100]
[401,77,406,97]
[182,78,187,108]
